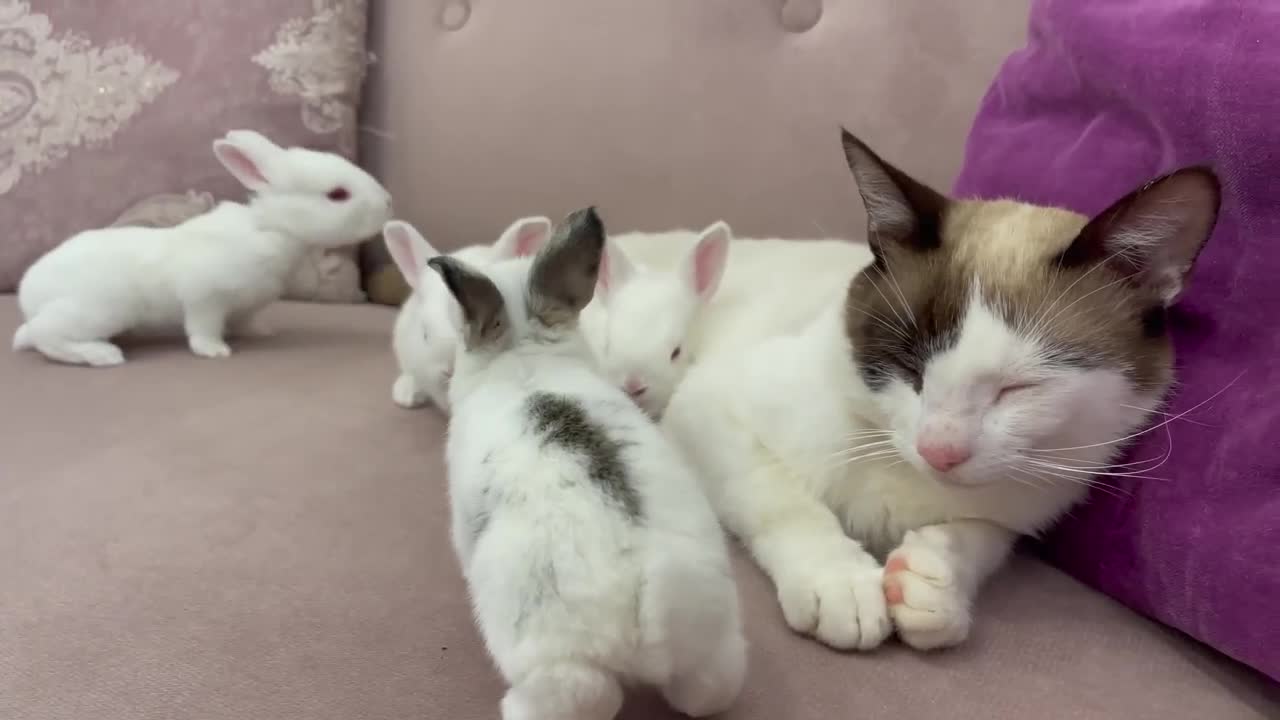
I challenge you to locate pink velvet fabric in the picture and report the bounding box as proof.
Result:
[0,0,369,301]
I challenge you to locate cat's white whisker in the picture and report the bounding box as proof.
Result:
[1036,271,1140,335]
[1023,459,1170,483]
[868,275,910,333]
[1120,403,1215,428]
[1014,463,1133,500]
[847,302,910,342]
[1023,246,1136,339]
[877,259,917,329]
[1029,373,1241,454]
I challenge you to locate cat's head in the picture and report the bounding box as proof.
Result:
[839,129,1220,487]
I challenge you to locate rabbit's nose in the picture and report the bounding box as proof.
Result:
[623,378,648,397]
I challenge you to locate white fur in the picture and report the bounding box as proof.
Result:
[384,217,552,411]
[13,129,391,366]
[444,251,745,719]
[581,227,873,417]
[662,296,1160,652]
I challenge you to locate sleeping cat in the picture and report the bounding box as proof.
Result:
[661,128,1220,651]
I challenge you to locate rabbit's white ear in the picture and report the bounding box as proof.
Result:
[383,220,440,290]
[212,130,284,191]
[596,237,636,303]
[492,216,553,259]
[683,221,731,302]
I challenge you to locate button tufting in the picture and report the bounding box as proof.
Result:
[780,0,823,33]
[439,0,471,31]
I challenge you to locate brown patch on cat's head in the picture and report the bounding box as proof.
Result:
[838,128,1220,396]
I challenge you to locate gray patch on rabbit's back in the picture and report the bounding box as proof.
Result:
[524,391,643,521]
[470,484,495,543]
[514,558,561,634]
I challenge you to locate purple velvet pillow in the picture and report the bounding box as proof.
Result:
[953,0,1280,681]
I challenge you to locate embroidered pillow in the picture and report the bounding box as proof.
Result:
[0,0,371,302]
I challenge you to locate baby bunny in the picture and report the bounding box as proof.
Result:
[382,216,552,411]
[433,207,746,720]
[12,129,392,367]
[579,222,731,418]
[584,226,872,418]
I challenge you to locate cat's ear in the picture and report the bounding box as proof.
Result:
[682,221,731,302]
[596,237,635,304]
[1057,167,1221,305]
[840,128,949,255]
[528,206,606,326]
[428,256,510,349]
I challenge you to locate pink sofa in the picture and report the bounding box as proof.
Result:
[3,2,1277,718]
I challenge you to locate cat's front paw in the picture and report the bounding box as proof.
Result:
[776,557,891,651]
[884,528,971,650]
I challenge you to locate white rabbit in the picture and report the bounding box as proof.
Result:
[12,129,392,367]
[577,223,729,417]
[582,223,873,417]
[434,207,746,720]
[382,216,552,411]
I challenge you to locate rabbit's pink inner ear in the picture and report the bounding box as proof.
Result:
[513,222,551,257]
[689,226,730,300]
[597,240,633,299]
[213,141,270,190]
[383,226,423,289]
[597,244,615,293]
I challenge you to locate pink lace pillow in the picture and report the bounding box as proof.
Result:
[0,0,372,302]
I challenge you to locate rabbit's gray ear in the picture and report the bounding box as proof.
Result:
[428,257,510,350]
[528,207,606,327]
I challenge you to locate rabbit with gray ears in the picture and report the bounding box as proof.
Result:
[13,130,392,366]
[434,207,746,720]
[383,216,553,411]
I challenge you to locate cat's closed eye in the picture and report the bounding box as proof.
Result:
[996,382,1039,401]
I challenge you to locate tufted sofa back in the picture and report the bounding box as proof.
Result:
[359,0,1030,299]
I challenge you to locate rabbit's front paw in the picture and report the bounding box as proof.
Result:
[392,374,428,408]
[189,336,232,359]
[884,529,971,650]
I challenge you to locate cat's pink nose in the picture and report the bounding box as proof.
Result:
[623,378,648,397]
[917,441,971,472]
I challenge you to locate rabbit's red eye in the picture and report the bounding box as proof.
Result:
[327,187,350,202]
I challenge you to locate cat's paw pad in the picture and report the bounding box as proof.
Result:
[392,374,427,408]
[883,534,970,650]
[777,560,891,651]
[189,336,232,359]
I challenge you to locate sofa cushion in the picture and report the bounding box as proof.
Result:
[953,0,1280,682]
[0,0,370,302]
[356,0,1032,305]
[1,296,1276,719]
